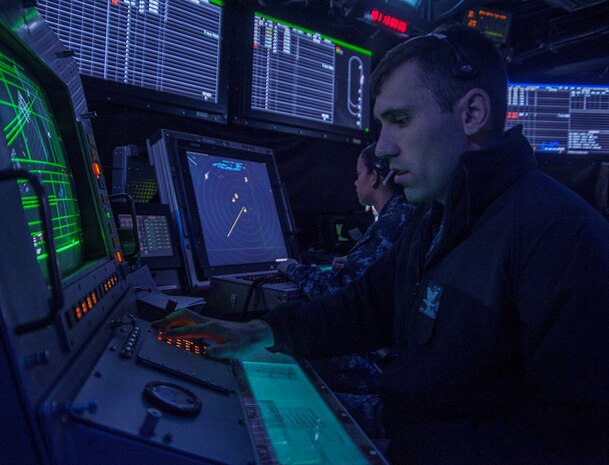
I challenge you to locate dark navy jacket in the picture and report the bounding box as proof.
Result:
[262,127,609,464]
[286,193,412,297]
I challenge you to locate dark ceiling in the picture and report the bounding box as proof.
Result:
[392,0,609,83]
[272,0,609,84]
[491,0,609,83]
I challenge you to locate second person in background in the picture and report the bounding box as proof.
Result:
[278,142,412,297]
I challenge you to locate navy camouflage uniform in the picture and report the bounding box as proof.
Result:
[285,193,412,438]
[285,193,412,298]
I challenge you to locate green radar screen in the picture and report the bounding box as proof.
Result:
[0,46,84,279]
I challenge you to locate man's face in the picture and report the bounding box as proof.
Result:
[374,61,468,204]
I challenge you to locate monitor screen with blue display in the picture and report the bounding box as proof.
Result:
[186,150,289,269]
[506,83,609,155]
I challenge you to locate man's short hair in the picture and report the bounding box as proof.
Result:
[371,24,508,137]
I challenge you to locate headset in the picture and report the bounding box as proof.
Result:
[361,142,393,186]
[371,150,394,186]
[374,157,388,172]
[362,142,388,173]
[427,33,479,80]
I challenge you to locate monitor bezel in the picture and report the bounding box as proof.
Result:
[236,6,374,143]
[169,137,294,279]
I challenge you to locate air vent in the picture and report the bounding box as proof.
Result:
[545,0,607,12]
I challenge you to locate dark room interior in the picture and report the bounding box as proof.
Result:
[1,0,608,464]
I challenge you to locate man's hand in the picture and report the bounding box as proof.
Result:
[152,309,274,360]
[277,258,299,274]
[331,255,348,272]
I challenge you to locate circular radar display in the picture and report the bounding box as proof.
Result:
[187,152,288,267]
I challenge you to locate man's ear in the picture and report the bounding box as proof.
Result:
[459,88,491,137]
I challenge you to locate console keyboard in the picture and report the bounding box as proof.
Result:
[236,272,290,284]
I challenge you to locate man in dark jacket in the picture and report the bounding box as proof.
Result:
[156,24,609,464]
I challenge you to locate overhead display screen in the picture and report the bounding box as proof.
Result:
[464,8,511,44]
[506,83,609,155]
[37,0,224,112]
[248,12,372,137]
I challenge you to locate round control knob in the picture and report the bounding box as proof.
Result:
[143,381,201,417]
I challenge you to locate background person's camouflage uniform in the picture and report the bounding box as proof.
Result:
[285,193,412,297]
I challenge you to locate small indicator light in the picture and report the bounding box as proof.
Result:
[92,161,102,179]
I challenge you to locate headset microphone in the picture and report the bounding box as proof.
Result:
[382,169,396,186]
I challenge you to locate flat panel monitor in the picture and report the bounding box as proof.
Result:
[0,40,87,280]
[506,83,609,156]
[243,11,372,141]
[117,213,174,258]
[36,0,227,122]
[153,134,295,280]
[185,150,289,270]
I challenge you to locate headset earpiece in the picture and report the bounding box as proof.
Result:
[428,33,479,80]
[374,157,388,172]
[452,61,478,80]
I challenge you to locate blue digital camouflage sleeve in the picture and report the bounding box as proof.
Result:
[287,194,412,298]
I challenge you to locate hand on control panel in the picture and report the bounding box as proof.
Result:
[277,258,299,274]
[331,255,347,272]
[153,309,274,360]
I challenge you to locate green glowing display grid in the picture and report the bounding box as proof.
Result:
[0,46,83,278]
[240,359,369,465]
